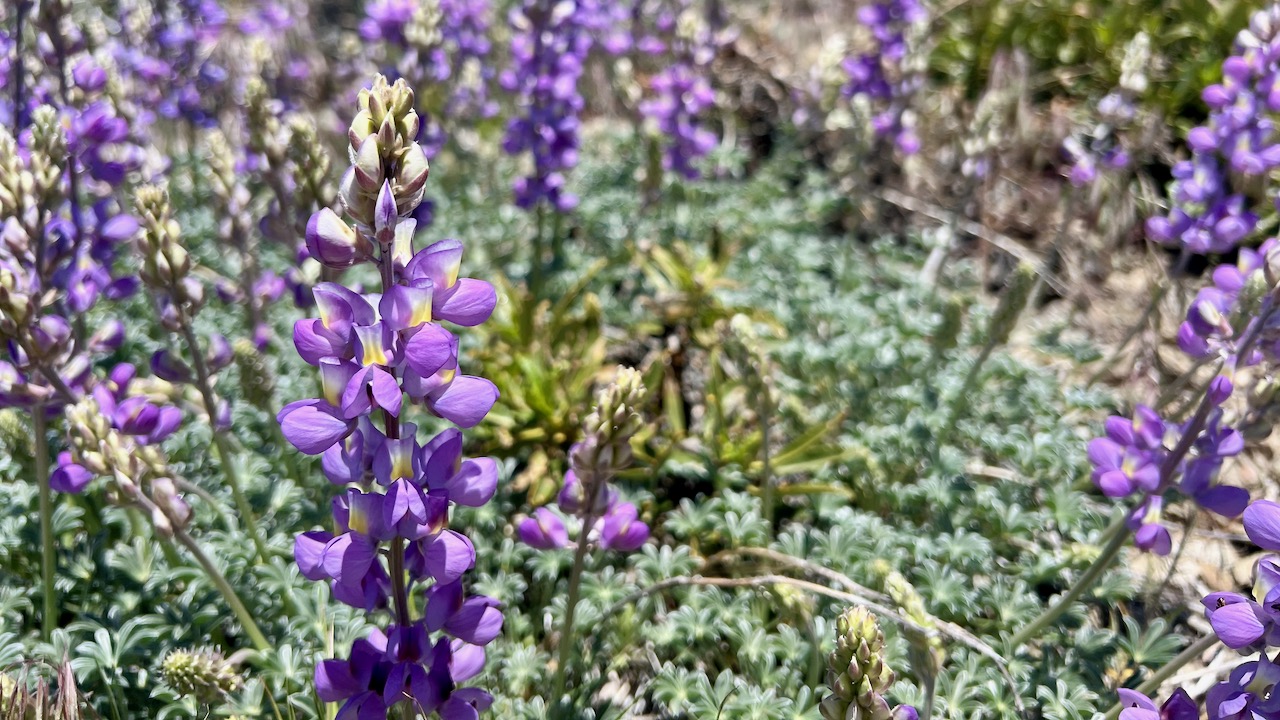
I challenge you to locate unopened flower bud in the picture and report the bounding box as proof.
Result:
[306,208,372,268]
[397,143,430,198]
[353,137,383,191]
[348,109,375,148]
[207,334,232,371]
[374,180,398,244]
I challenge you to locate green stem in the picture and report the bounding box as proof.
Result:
[531,203,546,297]
[1100,633,1219,720]
[173,528,271,652]
[553,533,592,709]
[1007,511,1127,648]
[758,381,774,540]
[178,321,271,565]
[936,338,996,448]
[389,537,413,720]
[554,469,608,709]
[36,409,56,639]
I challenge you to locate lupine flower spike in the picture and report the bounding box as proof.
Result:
[284,74,501,718]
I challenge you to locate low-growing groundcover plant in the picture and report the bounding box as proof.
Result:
[2,0,1280,719]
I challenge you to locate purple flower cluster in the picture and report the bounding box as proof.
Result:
[360,0,417,45]
[1131,501,1280,720]
[282,75,500,718]
[500,0,596,212]
[841,0,927,154]
[640,63,717,180]
[519,467,650,552]
[1088,397,1247,554]
[1178,239,1280,365]
[1146,8,1280,254]
[1061,35,1149,188]
[113,0,230,128]
[0,103,135,413]
[518,368,650,554]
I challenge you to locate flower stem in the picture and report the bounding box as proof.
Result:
[178,321,271,566]
[553,466,609,708]
[173,527,271,652]
[1007,510,1127,648]
[377,236,413,720]
[553,528,592,707]
[1100,633,1218,720]
[531,202,546,297]
[936,337,996,449]
[35,409,56,639]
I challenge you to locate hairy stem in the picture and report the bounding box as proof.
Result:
[1007,511,1127,648]
[936,337,996,448]
[553,470,607,707]
[173,528,271,652]
[178,321,271,565]
[36,409,56,639]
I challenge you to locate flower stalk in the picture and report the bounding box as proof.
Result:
[1008,510,1127,648]
[173,528,271,653]
[36,408,56,639]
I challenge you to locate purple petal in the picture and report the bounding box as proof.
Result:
[518,508,569,549]
[1197,485,1250,518]
[279,399,354,455]
[322,532,378,584]
[1208,600,1266,648]
[295,530,334,581]
[436,279,497,326]
[315,660,362,702]
[450,641,486,683]
[427,375,498,428]
[50,457,93,493]
[445,458,498,507]
[407,238,463,290]
[1245,500,1280,551]
[445,596,503,645]
[422,529,476,584]
[404,323,456,378]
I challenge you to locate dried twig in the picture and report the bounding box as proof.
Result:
[605,573,1026,716]
[874,187,1068,296]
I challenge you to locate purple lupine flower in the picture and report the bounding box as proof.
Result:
[1088,401,1248,555]
[640,64,717,179]
[499,0,596,212]
[360,0,417,44]
[1116,689,1199,720]
[283,75,500,715]
[1146,8,1280,254]
[841,0,927,154]
[51,363,185,494]
[520,369,651,555]
[1205,655,1280,720]
[1177,239,1280,368]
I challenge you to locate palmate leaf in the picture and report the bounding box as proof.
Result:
[1118,616,1183,670]
[1037,678,1100,720]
